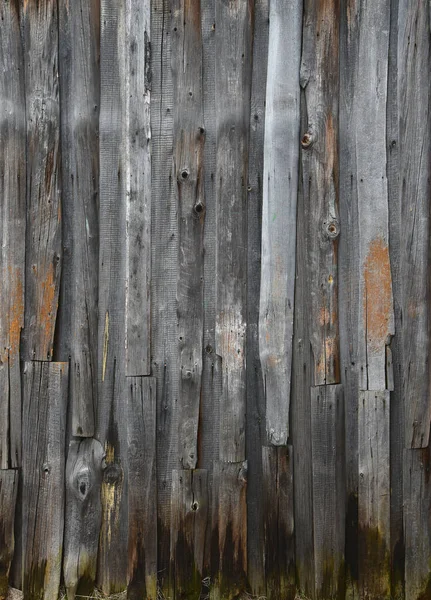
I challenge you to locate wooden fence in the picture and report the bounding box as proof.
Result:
[0,0,430,599]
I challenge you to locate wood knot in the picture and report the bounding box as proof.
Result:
[194,201,204,215]
[103,463,122,485]
[191,501,199,511]
[301,131,313,149]
[178,168,189,182]
[324,220,340,239]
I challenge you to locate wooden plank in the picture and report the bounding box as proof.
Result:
[300,0,340,386]
[403,448,431,600]
[170,470,209,600]
[262,446,295,600]
[22,0,62,362]
[210,462,248,600]
[58,0,100,437]
[259,0,301,446]
[127,377,157,600]
[63,438,105,600]
[311,385,345,599]
[22,362,68,600]
[398,1,431,448]
[0,1,25,469]
[172,0,205,469]
[0,470,18,600]
[358,391,390,600]
[215,0,253,463]
[125,0,151,377]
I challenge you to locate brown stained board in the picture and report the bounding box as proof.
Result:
[0,470,18,600]
[59,0,100,437]
[300,0,340,386]
[22,0,62,363]
[127,377,157,600]
[259,0,301,446]
[63,438,105,600]
[211,461,248,600]
[22,362,68,600]
[172,0,205,470]
[311,385,345,599]
[398,1,431,448]
[97,0,128,592]
[403,448,431,600]
[170,470,209,600]
[261,446,295,600]
[215,0,253,463]
[0,1,25,470]
[358,391,391,600]
[125,0,151,377]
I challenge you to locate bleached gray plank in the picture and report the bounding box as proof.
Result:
[0,470,18,600]
[172,0,205,469]
[358,391,390,600]
[22,362,68,600]
[215,0,253,463]
[125,0,151,377]
[22,0,62,363]
[300,0,340,386]
[59,0,100,437]
[259,0,301,446]
[63,438,105,600]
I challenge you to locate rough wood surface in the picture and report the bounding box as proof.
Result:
[127,377,157,600]
[172,0,205,469]
[358,390,391,600]
[259,0,301,446]
[215,0,253,463]
[170,469,208,600]
[0,470,18,600]
[59,0,100,437]
[125,0,151,377]
[311,385,345,599]
[22,0,62,363]
[22,361,68,600]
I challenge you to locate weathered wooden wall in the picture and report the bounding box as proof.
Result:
[0,0,430,599]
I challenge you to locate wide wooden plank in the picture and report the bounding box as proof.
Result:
[127,377,157,600]
[58,0,100,437]
[259,0,301,446]
[311,385,345,599]
[172,0,205,469]
[22,0,62,363]
[398,1,431,448]
[22,362,68,600]
[0,1,25,470]
[300,0,340,386]
[358,391,390,600]
[215,0,253,463]
[0,470,18,600]
[262,446,295,600]
[210,461,248,600]
[63,438,105,600]
[125,0,151,377]
[170,470,209,600]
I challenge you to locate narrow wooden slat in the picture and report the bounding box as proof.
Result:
[398,1,431,448]
[311,385,345,599]
[63,438,105,600]
[172,0,205,469]
[0,470,18,600]
[358,391,390,600]
[22,362,68,600]
[0,1,25,469]
[211,461,248,600]
[300,0,340,386]
[170,469,209,599]
[215,0,253,463]
[125,0,151,377]
[127,377,157,600]
[262,446,295,600]
[259,0,301,446]
[22,0,62,362]
[59,0,99,437]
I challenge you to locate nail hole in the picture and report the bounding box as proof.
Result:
[181,169,189,180]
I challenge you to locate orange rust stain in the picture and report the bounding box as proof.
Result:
[363,238,393,351]
[8,267,24,364]
[38,263,57,358]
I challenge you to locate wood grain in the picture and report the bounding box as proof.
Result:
[0,470,18,600]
